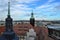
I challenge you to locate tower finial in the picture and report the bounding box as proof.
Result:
[31,10,34,18]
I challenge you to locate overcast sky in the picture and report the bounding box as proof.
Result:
[0,0,60,20]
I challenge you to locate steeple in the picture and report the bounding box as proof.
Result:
[31,10,34,18]
[8,1,10,18]
[30,10,35,27]
[0,1,19,40]
[5,1,13,31]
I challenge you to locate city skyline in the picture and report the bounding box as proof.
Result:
[0,0,60,20]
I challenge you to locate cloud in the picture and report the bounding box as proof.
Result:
[35,2,60,12]
[55,5,60,10]
[33,0,60,20]
[0,0,60,20]
[15,0,39,3]
[48,0,55,3]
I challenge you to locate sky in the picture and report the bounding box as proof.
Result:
[0,0,60,21]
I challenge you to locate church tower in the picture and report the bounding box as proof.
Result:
[0,1,19,40]
[5,1,13,31]
[30,11,35,27]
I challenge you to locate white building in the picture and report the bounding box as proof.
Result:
[27,28,36,40]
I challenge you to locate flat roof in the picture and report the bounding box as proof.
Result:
[47,25,60,30]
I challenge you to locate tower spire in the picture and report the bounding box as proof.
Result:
[8,0,10,17]
[2,0,19,40]
[5,0,13,31]
[31,10,34,18]
[30,10,35,27]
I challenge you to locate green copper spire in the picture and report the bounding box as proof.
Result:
[8,1,10,17]
[30,10,35,26]
[31,10,34,18]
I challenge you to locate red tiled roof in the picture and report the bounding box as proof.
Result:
[0,26,5,32]
[0,23,48,36]
[0,24,54,40]
[13,23,33,35]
